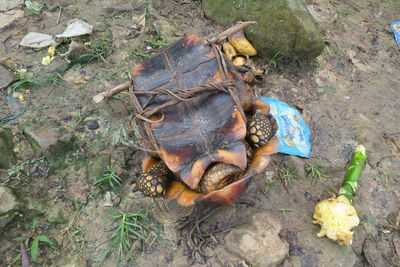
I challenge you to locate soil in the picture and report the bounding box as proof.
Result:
[0,0,399,266]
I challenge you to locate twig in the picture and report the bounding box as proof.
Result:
[379,223,400,231]
[21,243,31,267]
[57,7,62,25]
[207,21,257,43]
[92,80,132,103]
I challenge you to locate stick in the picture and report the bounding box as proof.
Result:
[92,80,132,103]
[57,7,62,25]
[91,22,256,103]
[208,21,257,43]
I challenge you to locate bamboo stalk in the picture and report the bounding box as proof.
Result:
[337,144,367,202]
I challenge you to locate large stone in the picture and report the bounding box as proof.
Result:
[0,128,16,169]
[203,0,324,59]
[0,185,21,232]
[0,0,24,12]
[0,64,14,90]
[0,185,17,214]
[296,230,357,267]
[23,120,77,168]
[224,211,289,266]
[0,9,24,30]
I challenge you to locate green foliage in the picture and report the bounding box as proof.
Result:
[96,209,161,265]
[145,38,168,48]
[306,163,326,184]
[125,47,151,60]
[263,180,278,194]
[80,36,113,63]
[95,167,122,191]
[8,71,63,93]
[13,235,57,263]
[281,169,296,184]
[267,51,283,68]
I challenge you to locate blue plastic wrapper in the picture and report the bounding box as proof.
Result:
[260,97,311,158]
[390,21,400,46]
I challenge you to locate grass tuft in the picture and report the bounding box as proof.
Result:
[96,208,161,265]
[306,163,326,184]
[95,167,122,191]
[267,51,283,68]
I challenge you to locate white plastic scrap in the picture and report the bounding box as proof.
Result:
[19,19,93,48]
[55,19,93,38]
[19,32,58,48]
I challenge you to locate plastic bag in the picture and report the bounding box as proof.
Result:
[260,97,311,158]
[390,21,400,46]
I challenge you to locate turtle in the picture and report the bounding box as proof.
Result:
[131,33,279,206]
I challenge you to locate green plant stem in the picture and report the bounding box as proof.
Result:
[338,145,367,203]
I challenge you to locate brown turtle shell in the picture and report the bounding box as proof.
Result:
[132,35,248,189]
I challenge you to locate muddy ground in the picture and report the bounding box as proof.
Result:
[0,0,399,266]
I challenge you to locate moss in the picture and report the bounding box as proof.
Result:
[86,154,111,184]
[203,0,324,59]
[0,128,15,169]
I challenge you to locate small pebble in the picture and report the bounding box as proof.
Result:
[85,120,99,130]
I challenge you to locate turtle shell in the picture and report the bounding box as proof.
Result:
[132,35,248,189]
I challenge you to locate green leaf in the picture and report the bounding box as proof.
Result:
[37,235,57,250]
[30,237,39,262]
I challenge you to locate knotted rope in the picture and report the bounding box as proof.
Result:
[128,44,247,153]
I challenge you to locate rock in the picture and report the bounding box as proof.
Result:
[0,128,16,169]
[224,211,289,266]
[66,40,90,63]
[0,64,14,90]
[46,205,69,224]
[23,121,77,168]
[363,239,391,267]
[296,230,357,267]
[0,9,23,30]
[39,57,69,75]
[0,185,21,232]
[26,199,45,215]
[0,238,14,257]
[84,119,99,130]
[0,0,24,12]
[0,185,17,214]
[203,0,324,59]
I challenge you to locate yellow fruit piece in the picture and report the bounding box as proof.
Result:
[232,56,247,67]
[48,45,56,57]
[42,56,53,65]
[313,195,360,245]
[222,42,237,60]
[12,92,25,103]
[228,30,257,56]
